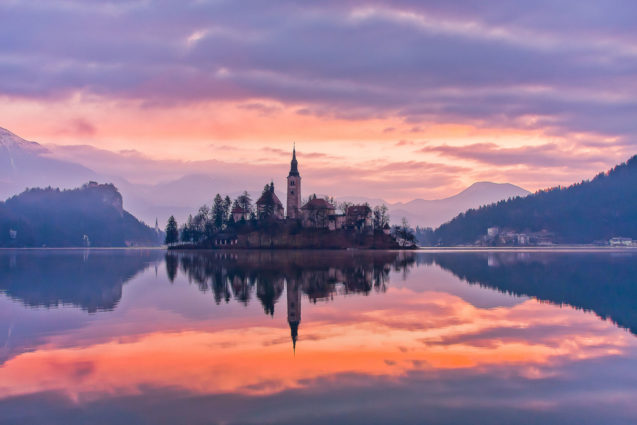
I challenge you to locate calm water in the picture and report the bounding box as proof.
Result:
[1,249,636,425]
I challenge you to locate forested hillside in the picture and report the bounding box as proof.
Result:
[0,182,161,247]
[434,155,637,245]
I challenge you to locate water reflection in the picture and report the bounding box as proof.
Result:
[169,251,415,350]
[0,250,164,312]
[0,249,636,425]
[425,252,637,335]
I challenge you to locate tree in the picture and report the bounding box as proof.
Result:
[259,183,276,219]
[212,194,225,229]
[223,195,232,225]
[393,217,416,247]
[237,191,253,216]
[338,201,353,215]
[181,214,194,242]
[165,216,179,245]
[373,204,389,228]
[191,205,210,241]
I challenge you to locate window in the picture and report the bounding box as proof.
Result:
[290,190,294,195]
[290,181,295,186]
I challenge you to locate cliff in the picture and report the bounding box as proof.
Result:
[0,182,161,247]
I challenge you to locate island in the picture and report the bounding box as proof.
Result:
[166,147,415,249]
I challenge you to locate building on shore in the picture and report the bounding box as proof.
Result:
[609,237,635,247]
[281,147,374,232]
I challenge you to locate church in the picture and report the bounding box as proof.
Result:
[256,147,376,232]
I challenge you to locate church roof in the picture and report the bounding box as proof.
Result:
[301,198,335,210]
[256,186,284,207]
[346,205,372,216]
[288,146,299,177]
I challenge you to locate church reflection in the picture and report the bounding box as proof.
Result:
[167,250,417,349]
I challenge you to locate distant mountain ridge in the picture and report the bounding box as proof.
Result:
[387,182,530,228]
[0,182,161,247]
[0,127,97,198]
[434,155,637,245]
[0,126,529,227]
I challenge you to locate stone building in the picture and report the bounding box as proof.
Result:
[300,197,336,228]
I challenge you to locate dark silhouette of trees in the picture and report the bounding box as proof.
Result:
[258,183,276,219]
[237,191,253,214]
[212,194,225,229]
[165,216,179,245]
[0,183,159,247]
[393,217,416,247]
[373,204,390,228]
[434,155,637,245]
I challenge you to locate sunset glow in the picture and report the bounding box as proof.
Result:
[2,1,635,200]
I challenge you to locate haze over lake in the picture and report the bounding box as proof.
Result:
[0,250,636,424]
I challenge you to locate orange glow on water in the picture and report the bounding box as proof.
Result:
[0,290,629,401]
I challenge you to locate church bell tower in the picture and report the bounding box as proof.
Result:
[287,145,301,219]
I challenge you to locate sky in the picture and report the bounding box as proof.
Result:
[1,0,636,200]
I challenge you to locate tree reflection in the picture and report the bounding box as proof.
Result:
[0,250,163,312]
[167,250,416,349]
[427,252,637,335]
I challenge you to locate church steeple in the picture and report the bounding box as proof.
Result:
[286,144,301,219]
[288,143,299,177]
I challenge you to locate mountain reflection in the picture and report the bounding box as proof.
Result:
[2,250,637,425]
[0,250,164,312]
[425,252,637,335]
[168,250,417,349]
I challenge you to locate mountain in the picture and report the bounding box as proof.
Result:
[0,182,161,247]
[387,182,530,228]
[0,127,97,198]
[0,127,530,229]
[434,155,637,245]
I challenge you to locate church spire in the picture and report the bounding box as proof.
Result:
[288,143,299,177]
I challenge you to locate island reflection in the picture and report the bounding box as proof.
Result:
[1,250,637,425]
[168,250,416,349]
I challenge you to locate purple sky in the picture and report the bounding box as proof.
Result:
[1,0,636,199]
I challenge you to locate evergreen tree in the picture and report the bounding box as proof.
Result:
[212,194,225,229]
[259,183,276,219]
[164,216,179,245]
[181,214,194,242]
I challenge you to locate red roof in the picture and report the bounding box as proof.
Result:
[231,206,247,213]
[301,198,335,210]
[346,205,371,216]
[256,190,283,207]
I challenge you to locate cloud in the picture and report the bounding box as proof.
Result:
[1,0,637,147]
[421,142,611,168]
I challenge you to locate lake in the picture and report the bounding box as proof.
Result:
[1,249,636,425]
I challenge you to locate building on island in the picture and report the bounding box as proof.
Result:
[300,197,336,229]
[345,205,373,231]
[256,182,285,219]
[281,147,375,232]
[231,205,250,222]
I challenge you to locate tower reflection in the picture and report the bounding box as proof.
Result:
[168,250,416,350]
